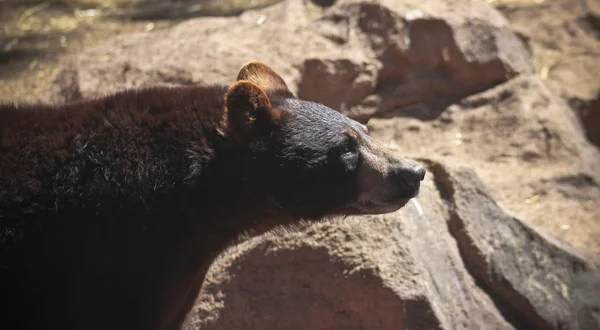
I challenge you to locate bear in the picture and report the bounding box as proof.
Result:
[0,62,425,330]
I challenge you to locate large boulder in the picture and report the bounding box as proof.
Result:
[47,0,533,123]
[183,159,600,330]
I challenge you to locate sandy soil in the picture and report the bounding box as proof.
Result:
[0,1,177,103]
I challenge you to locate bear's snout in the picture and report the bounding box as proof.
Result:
[354,135,426,213]
[391,162,426,191]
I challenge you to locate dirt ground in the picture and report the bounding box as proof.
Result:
[1,0,599,261]
[494,0,600,148]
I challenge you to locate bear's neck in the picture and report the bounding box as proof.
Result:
[188,143,297,243]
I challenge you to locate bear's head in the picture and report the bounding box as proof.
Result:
[224,62,425,221]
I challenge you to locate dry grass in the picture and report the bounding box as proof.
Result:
[533,48,562,81]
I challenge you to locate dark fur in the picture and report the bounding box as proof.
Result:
[1,85,237,329]
[0,78,366,329]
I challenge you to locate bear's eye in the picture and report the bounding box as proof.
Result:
[340,139,359,172]
[341,137,358,154]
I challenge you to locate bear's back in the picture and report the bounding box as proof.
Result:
[0,85,228,220]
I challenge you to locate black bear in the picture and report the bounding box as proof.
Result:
[0,62,425,329]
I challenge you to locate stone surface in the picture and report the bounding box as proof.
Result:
[47,0,533,123]
[494,0,600,147]
[182,160,600,330]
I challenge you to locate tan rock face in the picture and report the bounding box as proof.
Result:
[183,161,600,330]
[44,0,600,329]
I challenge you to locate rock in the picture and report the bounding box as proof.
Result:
[586,0,600,19]
[369,75,600,260]
[575,94,600,148]
[494,0,600,147]
[46,0,533,123]
[182,159,600,330]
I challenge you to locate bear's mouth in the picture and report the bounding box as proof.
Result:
[353,192,418,215]
[354,200,409,215]
[382,187,420,204]
[371,187,421,211]
[383,196,412,209]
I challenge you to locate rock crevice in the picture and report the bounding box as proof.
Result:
[427,160,552,330]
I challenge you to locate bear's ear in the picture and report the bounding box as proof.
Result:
[236,62,293,96]
[225,80,283,142]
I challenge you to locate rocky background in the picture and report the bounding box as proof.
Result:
[1,0,599,329]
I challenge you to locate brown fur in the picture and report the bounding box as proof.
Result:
[236,61,292,96]
[1,84,238,329]
[0,62,424,330]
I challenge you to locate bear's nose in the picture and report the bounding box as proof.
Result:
[394,163,426,188]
